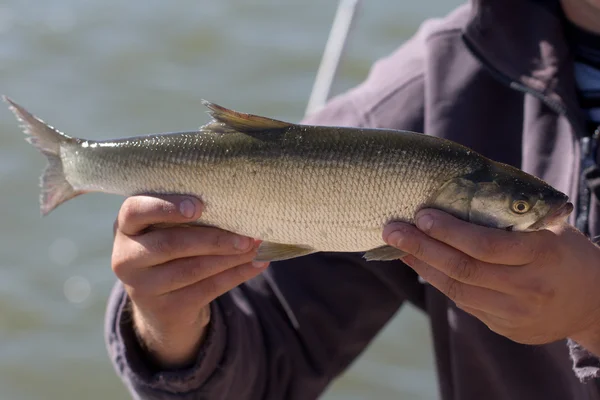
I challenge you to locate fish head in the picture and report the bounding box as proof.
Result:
[428,162,573,232]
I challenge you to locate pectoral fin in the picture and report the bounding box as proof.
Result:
[255,242,316,262]
[363,245,408,261]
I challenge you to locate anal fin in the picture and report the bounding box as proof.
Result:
[363,245,407,261]
[255,242,316,262]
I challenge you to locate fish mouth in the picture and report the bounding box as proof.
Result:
[526,201,574,231]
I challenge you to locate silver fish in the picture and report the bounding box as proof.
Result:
[4,96,573,262]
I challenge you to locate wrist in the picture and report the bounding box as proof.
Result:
[132,304,211,370]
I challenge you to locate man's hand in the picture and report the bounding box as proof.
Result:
[111,195,269,370]
[383,209,600,351]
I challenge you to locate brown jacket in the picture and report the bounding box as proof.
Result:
[104,0,600,398]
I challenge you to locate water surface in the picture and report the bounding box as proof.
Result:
[0,1,463,398]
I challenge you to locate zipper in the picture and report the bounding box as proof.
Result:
[576,126,600,235]
[462,34,595,235]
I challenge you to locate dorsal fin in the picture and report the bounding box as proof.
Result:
[201,100,292,132]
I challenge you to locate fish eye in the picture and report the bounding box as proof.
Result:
[511,199,531,214]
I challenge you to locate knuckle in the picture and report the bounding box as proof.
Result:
[209,230,237,251]
[523,244,540,264]
[111,245,132,279]
[168,266,190,288]
[505,302,532,322]
[211,231,228,249]
[445,279,462,302]
[516,273,555,306]
[170,260,203,287]
[148,231,180,257]
[527,284,555,308]
[477,234,503,258]
[491,268,513,287]
[445,255,475,282]
[111,257,127,279]
[507,238,529,258]
[118,199,142,228]
[112,258,152,295]
[412,239,426,259]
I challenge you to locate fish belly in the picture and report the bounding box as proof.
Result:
[193,159,444,252]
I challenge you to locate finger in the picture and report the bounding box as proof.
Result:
[403,255,516,320]
[112,226,256,273]
[163,261,269,308]
[127,250,261,296]
[117,195,204,236]
[412,209,543,265]
[384,223,515,292]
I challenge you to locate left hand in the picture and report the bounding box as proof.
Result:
[384,209,600,350]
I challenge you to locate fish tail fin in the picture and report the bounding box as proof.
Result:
[4,96,82,216]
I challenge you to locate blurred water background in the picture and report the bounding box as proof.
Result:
[0,1,464,399]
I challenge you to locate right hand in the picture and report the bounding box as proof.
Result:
[111,195,269,370]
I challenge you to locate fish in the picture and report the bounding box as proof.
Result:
[4,96,573,262]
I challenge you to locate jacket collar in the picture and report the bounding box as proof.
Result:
[462,0,586,134]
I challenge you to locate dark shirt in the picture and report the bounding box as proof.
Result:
[563,11,600,132]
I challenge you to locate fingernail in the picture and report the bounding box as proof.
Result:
[416,213,434,232]
[234,236,252,251]
[387,230,407,248]
[179,199,196,218]
[252,261,269,268]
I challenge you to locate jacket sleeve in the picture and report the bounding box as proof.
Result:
[104,25,431,400]
[568,339,600,382]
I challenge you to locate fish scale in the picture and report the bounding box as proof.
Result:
[4,97,573,262]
